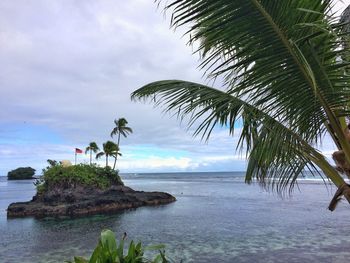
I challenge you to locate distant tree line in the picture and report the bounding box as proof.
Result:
[8,167,36,180]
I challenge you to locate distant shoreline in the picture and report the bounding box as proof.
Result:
[0,171,246,177]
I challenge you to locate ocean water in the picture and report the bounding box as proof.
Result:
[1,172,350,263]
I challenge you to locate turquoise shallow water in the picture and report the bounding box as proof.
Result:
[1,172,350,263]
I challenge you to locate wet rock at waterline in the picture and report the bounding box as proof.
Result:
[7,184,176,218]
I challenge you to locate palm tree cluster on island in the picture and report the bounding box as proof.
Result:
[96,141,121,169]
[84,118,133,170]
[131,1,350,211]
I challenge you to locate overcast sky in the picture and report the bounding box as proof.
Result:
[0,1,348,175]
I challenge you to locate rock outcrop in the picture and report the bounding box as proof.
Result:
[7,184,176,218]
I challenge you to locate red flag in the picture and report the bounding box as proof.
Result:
[75,148,83,154]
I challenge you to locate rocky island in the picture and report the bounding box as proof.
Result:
[7,163,175,218]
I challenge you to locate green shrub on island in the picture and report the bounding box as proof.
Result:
[7,167,35,180]
[36,163,123,193]
[67,229,169,263]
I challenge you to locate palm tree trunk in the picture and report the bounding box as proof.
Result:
[90,149,92,165]
[112,156,117,170]
[112,133,121,170]
[112,157,117,170]
[106,155,108,167]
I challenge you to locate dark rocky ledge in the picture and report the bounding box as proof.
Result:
[7,185,176,218]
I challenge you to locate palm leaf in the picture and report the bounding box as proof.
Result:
[85,147,90,155]
[166,0,350,149]
[132,1,350,207]
[96,152,105,159]
[132,80,344,191]
[111,118,133,138]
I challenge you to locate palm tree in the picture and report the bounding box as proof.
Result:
[96,141,121,168]
[132,1,350,210]
[85,142,100,165]
[110,118,133,169]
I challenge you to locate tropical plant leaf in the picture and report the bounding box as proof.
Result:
[164,0,350,146]
[73,257,88,263]
[132,1,350,206]
[100,229,117,255]
[132,80,344,191]
[96,152,105,159]
[111,118,133,138]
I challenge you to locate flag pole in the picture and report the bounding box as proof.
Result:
[74,148,82,165]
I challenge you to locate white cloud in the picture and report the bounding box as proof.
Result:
[0,1,347,174]
[118,156,194,171]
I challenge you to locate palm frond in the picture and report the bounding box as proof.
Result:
[111,127,118,137]
[131,1,350,203]
[132,80,344,191]
[96,152,105,159]
[85,142,100,154]
[111,118,133,138]
[165,0,350,145]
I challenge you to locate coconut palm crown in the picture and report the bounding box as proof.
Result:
[111,118,133,143]
[132,1,350,210]
[96,141,121,168]
[85,142,100,165]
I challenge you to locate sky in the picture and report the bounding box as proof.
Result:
[0,1,348,175]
